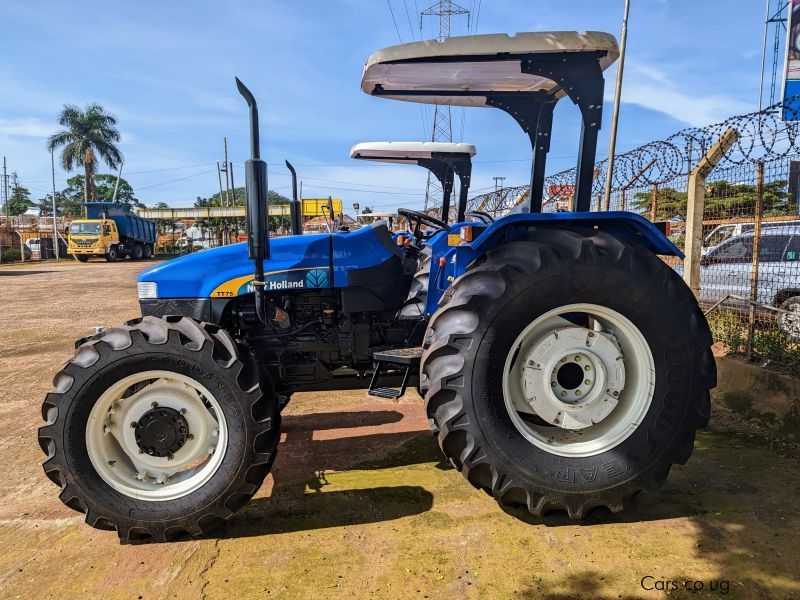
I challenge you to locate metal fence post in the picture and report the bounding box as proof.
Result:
[649,185,658,221]
[683,128,740,295]
[746,161,765,360]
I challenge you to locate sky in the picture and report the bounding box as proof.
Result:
[0,0,775,213]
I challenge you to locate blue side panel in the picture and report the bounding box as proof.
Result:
[332,225,402,286]
[139,234,331,298]
[423,212,682,314]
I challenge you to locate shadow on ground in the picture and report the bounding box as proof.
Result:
[221,409,442,539]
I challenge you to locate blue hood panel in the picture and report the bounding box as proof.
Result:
[138,234,331,298]
[138,223,404,299]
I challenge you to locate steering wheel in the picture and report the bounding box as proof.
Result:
[397,208,448,242]
[465,210,494,224]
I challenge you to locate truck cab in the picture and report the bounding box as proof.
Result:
[67,218,118,261]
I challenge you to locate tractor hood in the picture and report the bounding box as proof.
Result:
[138,234,331,299]
[138,222,406,300]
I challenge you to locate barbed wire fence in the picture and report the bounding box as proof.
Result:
[468,99,800,376]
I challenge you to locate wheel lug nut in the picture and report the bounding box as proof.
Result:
[187,434,194,440]
[550,382,557,387]
[103,425,112,433]
[180,408,187,415]
[575,356,581,362]
[151,402,158,408]
[560,391,567,397]
[108,460,116,467]
[130,422,138,429]
[585,379,591,385]
[575,390,582,396]
[584,365,591,371]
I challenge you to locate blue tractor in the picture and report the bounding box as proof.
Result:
[39,31,714,542]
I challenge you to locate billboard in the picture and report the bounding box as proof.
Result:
[783,0,800,120]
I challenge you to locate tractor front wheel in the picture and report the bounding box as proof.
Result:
[38,316,280,542]
[421,229,715,518]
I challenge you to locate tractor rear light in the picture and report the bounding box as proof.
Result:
[396,235,405,246]
[438,257,447,267]
[460,225,474,242]
[137,282,158,300]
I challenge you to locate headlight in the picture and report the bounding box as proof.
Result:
[137,281,158,300]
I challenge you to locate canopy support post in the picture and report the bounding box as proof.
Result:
[486,92,557,213]
[522,52,606,213]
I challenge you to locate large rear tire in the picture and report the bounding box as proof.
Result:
[132,244,144,260]
[421,229,714,518]
[38,316,280,542]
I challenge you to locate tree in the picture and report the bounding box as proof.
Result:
[361,206,373,214]
[3,177,32,216]
[60,174,141,214]
[632,180,790,222]
[47,103,123,203]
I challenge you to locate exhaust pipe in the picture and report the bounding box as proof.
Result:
[235,77,269,324]
[285,160,303,235]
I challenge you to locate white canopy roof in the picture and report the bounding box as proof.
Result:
[361,31,619,107]
[350,141,476,164]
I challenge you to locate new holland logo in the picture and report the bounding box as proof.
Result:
[304,269,329,288]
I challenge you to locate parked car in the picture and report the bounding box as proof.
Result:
[697,226,800,339]
[703,219,800,256]
[24,238,40,254]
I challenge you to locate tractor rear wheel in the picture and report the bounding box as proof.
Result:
[421,229,714,518]
[38,316,280,542]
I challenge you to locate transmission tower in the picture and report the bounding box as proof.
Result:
[420,0,470,212]
[760,0,790,111]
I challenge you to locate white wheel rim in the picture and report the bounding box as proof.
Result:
[86,370,228,501]
[501,303,655,458]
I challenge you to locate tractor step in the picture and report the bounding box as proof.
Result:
[368,347,423,399]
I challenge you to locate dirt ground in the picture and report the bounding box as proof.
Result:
[0,260,799,599]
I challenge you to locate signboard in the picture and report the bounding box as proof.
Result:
[301,198,343,217]
[783,0,800,120]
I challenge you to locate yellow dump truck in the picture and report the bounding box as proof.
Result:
[68,202,157,262]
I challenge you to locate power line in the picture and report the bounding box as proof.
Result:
[387,0,404,42]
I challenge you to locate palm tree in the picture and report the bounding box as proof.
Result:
[47,103,123,203]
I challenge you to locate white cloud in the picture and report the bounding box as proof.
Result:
[0,117,53,138]
[615,61,753,128]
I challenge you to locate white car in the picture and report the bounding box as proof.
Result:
[698,226,800,338]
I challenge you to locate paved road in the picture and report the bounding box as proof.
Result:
[0,260,798,599]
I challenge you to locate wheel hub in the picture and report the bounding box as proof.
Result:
[520,325,625,430]
[134,406,189,457]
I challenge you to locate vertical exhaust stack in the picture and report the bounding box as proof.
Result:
[235,77,269,323]
[285,160,303,235]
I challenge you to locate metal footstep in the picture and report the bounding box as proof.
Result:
[368,347,423,399]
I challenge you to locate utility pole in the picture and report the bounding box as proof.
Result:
[420,0,469,212]
[216,161,225,204]
[223,138,231,207]
[2,157,8,227]
[603,0,631,212]
[111,163,123,202]
[51,149,60,259]
[493,176,506,192]
[229,162,236,204]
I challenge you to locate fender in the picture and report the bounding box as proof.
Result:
[425,212,682,313]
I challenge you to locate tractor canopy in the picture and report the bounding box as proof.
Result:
[350,141,476,222]
[361,31,619,213]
